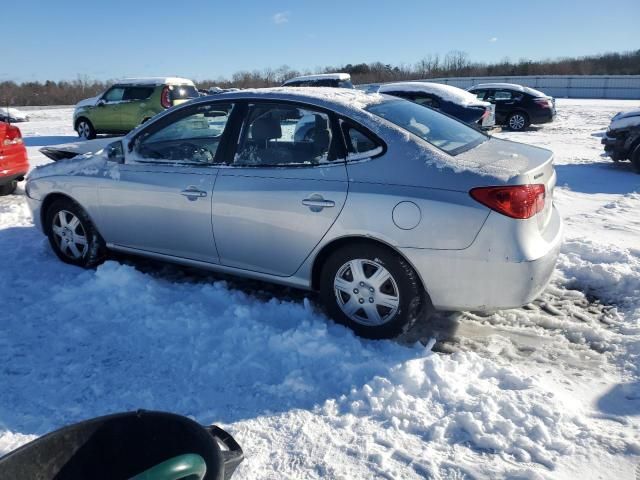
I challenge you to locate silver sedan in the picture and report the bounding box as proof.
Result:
[25,88,562,339]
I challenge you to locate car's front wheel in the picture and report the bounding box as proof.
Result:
[76,118,96,140]
[320,243,426,339]
[507,112,529,131]
[45,198,106,268]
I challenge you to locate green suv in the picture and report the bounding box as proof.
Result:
[73,77,199,139]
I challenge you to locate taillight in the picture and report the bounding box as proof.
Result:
[534,98,552,109]
[470,184,546,219]
[481,108,490,120]
[3,125,23,146]
[160,86,172,108]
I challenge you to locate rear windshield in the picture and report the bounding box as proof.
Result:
[366,99,486,155]
[524,86,547,97]
[170,85,199,100]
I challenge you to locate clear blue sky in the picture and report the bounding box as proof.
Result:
[3,0,639,83]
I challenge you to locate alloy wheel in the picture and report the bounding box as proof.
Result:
[509,114,526,130]
[77,121,91,139]
[333,259,400,326]
[52,210,88,260]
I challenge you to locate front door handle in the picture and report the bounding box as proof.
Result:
[180,187,207,200]
[302,195,335,211]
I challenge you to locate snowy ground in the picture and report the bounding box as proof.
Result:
[1,100,639,479]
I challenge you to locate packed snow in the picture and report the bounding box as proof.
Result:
[1,100,639,479]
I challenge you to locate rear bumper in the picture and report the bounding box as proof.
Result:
[402,206,562,311]
[0,149,29,183]
[530,109,555,125]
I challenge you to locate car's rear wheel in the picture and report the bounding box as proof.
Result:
[0,180,17,196]
[507,112,529,131]
[319,243,426,339]
[76,118,96,140]
[45,198,106,268]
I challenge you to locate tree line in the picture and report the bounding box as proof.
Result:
[2,49,639,106]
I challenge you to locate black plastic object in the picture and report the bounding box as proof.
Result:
[0,410,244,480]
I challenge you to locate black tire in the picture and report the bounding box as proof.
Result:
[76,118,96,140]
[0,180,17,196]
[45,198,106,268]
[319,243,426,339]
[506,111,529,131]
[631,144,640,174]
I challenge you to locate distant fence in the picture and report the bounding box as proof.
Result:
[362,75,640,99]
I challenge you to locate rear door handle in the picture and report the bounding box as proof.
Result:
[302,195,335,211]
[180,187,207,200]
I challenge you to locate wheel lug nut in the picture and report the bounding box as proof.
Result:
[353,288,359,294]
[359,298,364,304]
[369,298,374,303]
[369,287,374,293]
[360,282,365,287]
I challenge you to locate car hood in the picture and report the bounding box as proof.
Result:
[39,137,122,161]
[609,108,640,131]
[75,96,99,109]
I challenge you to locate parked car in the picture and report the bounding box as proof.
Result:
[282,73,354,89]
[0,107,29,123]
[467,83,556,131]
[26,89,561,339]
[602,108,640,172]
[73,77,199,139]
[0,122,29,195]
[378,82,495,129]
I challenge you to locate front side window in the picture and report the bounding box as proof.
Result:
[103,87,125,103]
[366,99,486,155]
[234,104,334,167]
[472,90,486,101]
[134,104,233,163]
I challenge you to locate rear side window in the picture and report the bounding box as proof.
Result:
[341,121,383,160]
[234,103,335,167]
[494,90,513,100]
[123,87,154,101]
[170,85,199,100]
[366,99,486,155]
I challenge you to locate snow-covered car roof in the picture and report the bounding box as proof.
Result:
[469,83,548,98]
[378,82,489,107]
[283,73,351,84]
[116,77,195,86]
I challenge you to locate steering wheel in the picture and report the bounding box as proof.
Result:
[171,142,214,162]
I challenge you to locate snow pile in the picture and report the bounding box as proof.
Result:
[379,82,489,107]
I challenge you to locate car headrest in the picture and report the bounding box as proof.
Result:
[251,115,282,142]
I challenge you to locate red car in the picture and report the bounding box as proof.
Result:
[0,122,29,195]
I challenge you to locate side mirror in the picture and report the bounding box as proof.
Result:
[106,141,124,164]
[97,100,106,107]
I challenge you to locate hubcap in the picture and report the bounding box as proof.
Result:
[52,210,88,260]
[334,259,400,326]
[78,122,89,138]
[509,114,525,130]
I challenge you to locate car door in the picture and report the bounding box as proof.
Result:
[119,86,155,132]
[97,102,236,263]
[490,89,516,123]
[211,101,348,277]
[93,86,126,131]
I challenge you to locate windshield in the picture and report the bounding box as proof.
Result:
[366,99,486,155]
